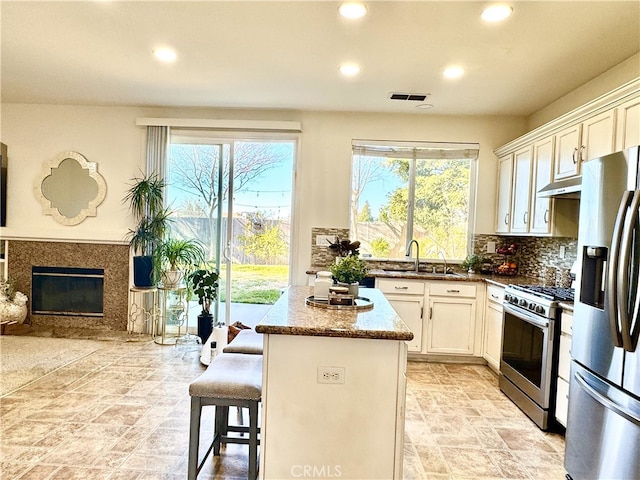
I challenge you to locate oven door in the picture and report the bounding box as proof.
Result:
[500,302,555,407]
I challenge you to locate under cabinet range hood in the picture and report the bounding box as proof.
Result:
[537,176,581,198]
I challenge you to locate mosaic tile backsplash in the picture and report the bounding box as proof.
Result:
[472,234,578,281]
[311,227,578,283]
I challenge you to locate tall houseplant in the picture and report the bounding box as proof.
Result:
[156,237,205,288]
[188,267,220,342]
[123,174,171,287]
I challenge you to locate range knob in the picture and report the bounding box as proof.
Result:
[535,305,545,314]
[519,299,528,308]
[528,303,536,311]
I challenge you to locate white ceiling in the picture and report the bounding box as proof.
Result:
[2,1,639,116]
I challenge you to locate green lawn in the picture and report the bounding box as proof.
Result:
[219,264,289,304]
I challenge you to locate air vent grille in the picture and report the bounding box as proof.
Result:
[389,92,429,102]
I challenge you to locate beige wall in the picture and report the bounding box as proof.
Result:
[527,53,640,130]
[0,104,526,284]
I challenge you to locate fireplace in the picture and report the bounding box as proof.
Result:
[32,266,104,317]
[8,240,129,330]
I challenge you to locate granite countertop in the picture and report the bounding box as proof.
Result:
[307,266,541,288]
[255,286,414,342]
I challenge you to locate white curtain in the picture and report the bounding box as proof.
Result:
[145,126,170,179]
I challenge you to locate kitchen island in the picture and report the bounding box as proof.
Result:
[255,286,413,480]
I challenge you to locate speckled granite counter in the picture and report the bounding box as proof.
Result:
[255,286,413,341]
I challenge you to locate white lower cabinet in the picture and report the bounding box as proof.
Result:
[555,309,573,427]
[376,278,424,353]
[426,282,479,356]
[483,285,505,372]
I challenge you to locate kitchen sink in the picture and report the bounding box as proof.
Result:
[380,269,466,279]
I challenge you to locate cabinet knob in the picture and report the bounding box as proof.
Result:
[572,147,578,164]
[395,286,409,290]
[544,209,549,224]
[504,213,509,225]
[523,211,528,225]
[447,289,460,293]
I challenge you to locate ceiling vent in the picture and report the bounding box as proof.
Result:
[389,92,429,102]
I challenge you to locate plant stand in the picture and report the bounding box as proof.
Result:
[155,286,188,345]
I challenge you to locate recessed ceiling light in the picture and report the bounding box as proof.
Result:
[443,66,465,79]
[339,2,368,19]
[416,104,434,110]
[481,4,513,22]
[340,63,361,77]
[153,47,177,63]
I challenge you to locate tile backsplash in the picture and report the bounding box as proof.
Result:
[310,227,351,267]
[472,234,578,280]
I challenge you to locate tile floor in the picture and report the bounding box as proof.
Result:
[1,336,567,479]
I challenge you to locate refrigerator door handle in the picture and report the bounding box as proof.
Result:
[618,190,640,352]
[575,371,640,426]
[608,190,632,347]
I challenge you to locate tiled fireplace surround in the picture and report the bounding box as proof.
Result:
[7,240,129,330]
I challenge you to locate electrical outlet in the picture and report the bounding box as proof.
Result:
[559,246,566,259]
[316,235,336,247]
[486,241,496,254]
[317,366,345,384]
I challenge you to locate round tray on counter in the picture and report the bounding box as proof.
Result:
[305,295,374,311]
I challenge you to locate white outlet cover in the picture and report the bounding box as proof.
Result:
[315,235,335,247]
[317,366,345,384]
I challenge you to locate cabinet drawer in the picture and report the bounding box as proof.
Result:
[429,282,476,298]
[487,285,505,304]
[558,333,572,381]
[561,311,573,335]
[377,278,425,295]
[555,377,570,427]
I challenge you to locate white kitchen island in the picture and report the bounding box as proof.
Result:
[255,286,413,480]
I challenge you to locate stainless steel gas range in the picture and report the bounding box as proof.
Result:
[499,284,574,430]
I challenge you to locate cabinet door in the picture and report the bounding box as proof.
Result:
[510,146,533,233]
[616,96,640,150]
[484,301,503,372]
[386,295,423,353]
[427,298,476,355]
[555,124,582,180]
[495,154,513,233]
[581,109,616,163]
[530,137,554,234]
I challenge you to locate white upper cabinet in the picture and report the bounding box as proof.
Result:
[530,137,554,234]
[495,154,513,234]
[554,123,582,179]
[510,146,533,233]
[616,96,640,149]
[581,109,617,163]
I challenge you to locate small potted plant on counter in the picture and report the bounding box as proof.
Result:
[461,254,487,274]
[329,253,368,297]
[188,266,219,343]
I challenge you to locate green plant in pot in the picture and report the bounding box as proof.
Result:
[329,254,369,297]
[156,237,206,288]
[461,254,486,274]
[123,174,171,287]
[188,266,220,342]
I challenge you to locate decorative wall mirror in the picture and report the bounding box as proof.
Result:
[34,151,107,225]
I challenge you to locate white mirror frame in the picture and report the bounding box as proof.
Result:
[34,151,107,226]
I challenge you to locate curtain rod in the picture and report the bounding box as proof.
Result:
[136,118,301,132]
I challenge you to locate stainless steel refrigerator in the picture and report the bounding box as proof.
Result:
[565,146,640,479]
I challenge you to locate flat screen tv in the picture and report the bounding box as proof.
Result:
[0,143,6,226]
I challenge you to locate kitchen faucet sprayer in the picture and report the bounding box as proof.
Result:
[406,239,420,272]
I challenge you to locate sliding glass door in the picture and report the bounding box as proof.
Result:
[167,133,295,327]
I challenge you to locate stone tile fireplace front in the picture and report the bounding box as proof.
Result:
[8,240,129,330]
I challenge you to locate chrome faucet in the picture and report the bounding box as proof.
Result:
[439,251,448,275]
[406,239,420,272]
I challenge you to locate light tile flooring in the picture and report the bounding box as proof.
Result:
[1,336,567,480]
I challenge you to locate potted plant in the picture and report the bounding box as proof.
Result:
[329,254,368,297]
[123,174,171,287]
[461,254,486,274]
[188,266,220,342]
[156,237,205,288]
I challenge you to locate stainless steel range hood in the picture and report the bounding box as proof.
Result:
[537,176,581,199]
